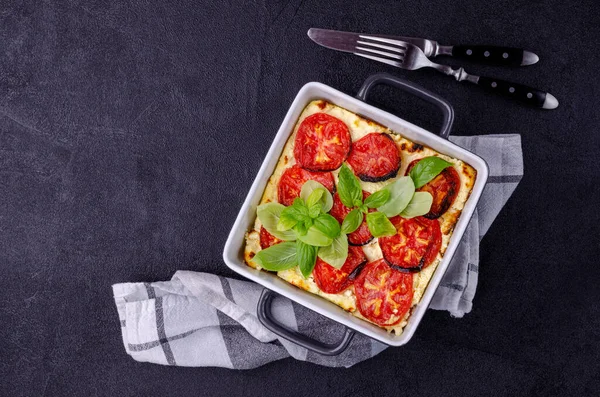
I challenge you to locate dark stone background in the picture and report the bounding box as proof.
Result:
[1,0,599,396]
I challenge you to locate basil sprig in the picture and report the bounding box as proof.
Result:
[337,165,418,238]
[409,156,453,188]
[256,181,344,274]
[337,160,454,234]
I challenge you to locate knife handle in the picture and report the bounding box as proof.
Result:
[451,45,539,66]
[473,76,558,109]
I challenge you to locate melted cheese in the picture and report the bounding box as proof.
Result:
[245,100,476,335]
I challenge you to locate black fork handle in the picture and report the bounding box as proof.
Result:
[472,76,559,109]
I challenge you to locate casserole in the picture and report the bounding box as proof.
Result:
[245,100,477,332]
[223,74,489,354]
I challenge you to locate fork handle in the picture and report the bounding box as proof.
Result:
[430,64,558,109]
[473,76,558,109]
[451,45,539,66]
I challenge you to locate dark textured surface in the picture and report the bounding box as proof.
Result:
[1,0,599,396]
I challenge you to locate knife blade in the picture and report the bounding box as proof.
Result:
[308,28,539,66]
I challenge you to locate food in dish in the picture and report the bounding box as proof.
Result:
[244,100,476,334]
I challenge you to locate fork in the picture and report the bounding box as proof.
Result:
[355,35,558,109]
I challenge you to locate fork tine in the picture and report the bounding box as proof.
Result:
[355,46,404,61]
[355,52,403,68]
[356,40,406,55]
[359,35,409,48]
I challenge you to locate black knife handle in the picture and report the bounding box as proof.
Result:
[475,76,558,109]
[452,45,538,66]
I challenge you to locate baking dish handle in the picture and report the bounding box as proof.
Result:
[257,289,356,356]
[355,73,455,139]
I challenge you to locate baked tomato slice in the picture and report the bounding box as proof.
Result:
[293,113,351,172]
[329,191,374,246]
[354,259,413,326]
[313,246,367,294]
[347,133,401,182]
[277,165,335,206]
[379,216,442,272]
[405,159,460,219]
[259,226,281,249]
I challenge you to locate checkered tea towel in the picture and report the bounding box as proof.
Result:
[112,134,523,369]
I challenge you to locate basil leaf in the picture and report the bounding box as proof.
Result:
[294,221,310,236]
[257,203,297,241]
[277,212,299,231]
[337,164,363,208]
[292,197,310,217]
[376,176,415,217]
[300,180,333,213]
[308,203,321,219]
[359,204,369,214]
[278,199,310,231]
[255,242,298,271]
[366,212,397,238]
[400,192,434,218]
[317,234,348,270]
[364,189,390,208]
[341,208,363,235]
[297,225,334,247]
[409,156,453,188]
[297,240,318,278]
[305,188,324,208]
[313,213,341,239]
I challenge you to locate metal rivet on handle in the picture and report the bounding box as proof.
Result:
[509,87,515,93]
[484,51,490,57]
[491,82,497,88]
[503,52,509,58]
[466,49,472,55]
[527,93,533,98]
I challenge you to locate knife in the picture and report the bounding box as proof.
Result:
[308,28,539,67]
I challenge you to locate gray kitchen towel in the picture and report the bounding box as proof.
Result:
[112,134,523,369]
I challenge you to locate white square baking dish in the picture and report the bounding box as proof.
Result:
[223,73,489,353]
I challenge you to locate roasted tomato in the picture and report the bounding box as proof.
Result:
[354,259,413,326]
[259,226,281,249]
[293,113,351,172]
[379,216,442,272]
[405,159,460,219]
[347,133,401,182]
[313,246,367,294]
[277,165,335,206]
[329,191,374,246]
